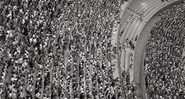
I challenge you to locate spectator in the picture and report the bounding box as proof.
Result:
[145,3,185,99]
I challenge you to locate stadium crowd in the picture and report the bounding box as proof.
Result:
[0,0,137,99]
[145,4,185,99]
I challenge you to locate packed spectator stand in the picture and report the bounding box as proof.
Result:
[145,4,185,99]
[0,0,138,99]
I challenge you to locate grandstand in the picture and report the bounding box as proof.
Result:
[0,0,185,99]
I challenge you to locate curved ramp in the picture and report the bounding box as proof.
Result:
[118,0,180,98]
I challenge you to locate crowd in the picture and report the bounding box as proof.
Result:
[0,0,137,99]
[145,4,185,99]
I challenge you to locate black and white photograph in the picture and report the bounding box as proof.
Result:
[0,0,185,99]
